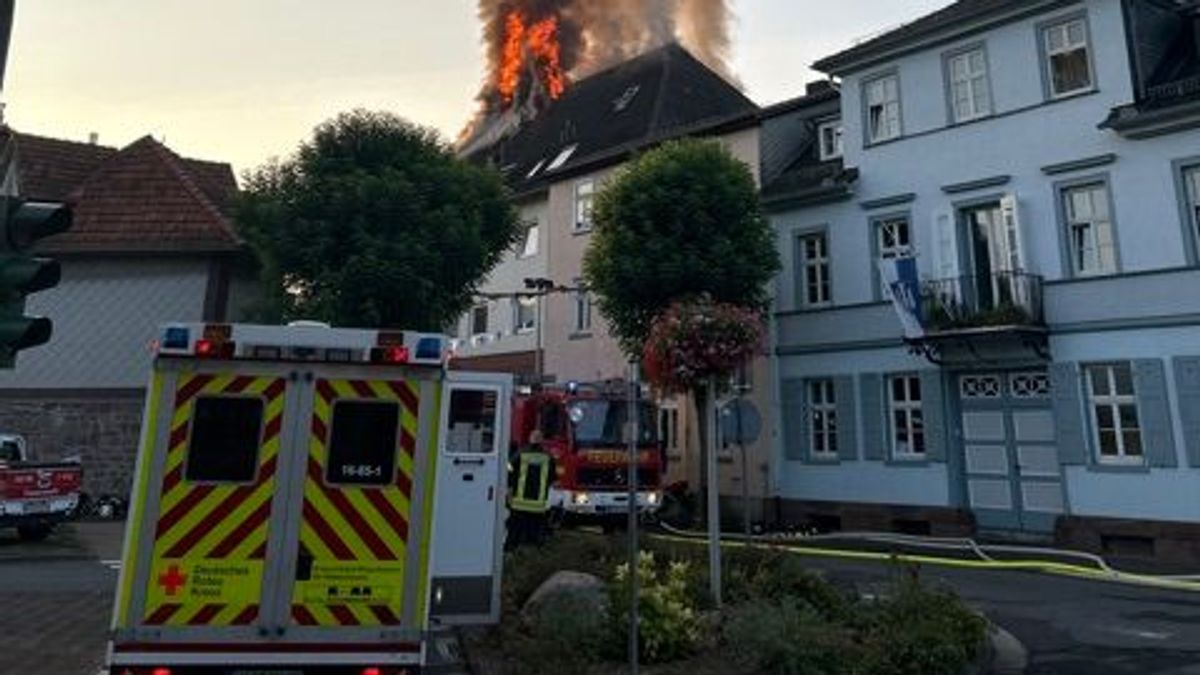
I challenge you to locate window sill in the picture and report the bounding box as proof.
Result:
[568,332,593,341]
[864,135,905,149]
[1086,460,1151,474]
[1046,87,1098,104]
[795,303,834,313]
[885,456,933,467]
[807,456,841,466]
[514,328,536,336]
[573,226,593,237]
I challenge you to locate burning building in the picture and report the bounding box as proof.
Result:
[451,3,768,523]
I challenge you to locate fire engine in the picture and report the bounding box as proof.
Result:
[511,382,664,522]
[108,322,511,675]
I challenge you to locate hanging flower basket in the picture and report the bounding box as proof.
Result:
[642,295,766,394]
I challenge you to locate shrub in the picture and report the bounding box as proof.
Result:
[724,598,852,675]
[853,575,989,675]
[609,551,703,663]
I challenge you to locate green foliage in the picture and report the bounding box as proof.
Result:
[502,533,619,612]
[853,575,989,675]
[583,138,780,358]
[609,551,703,663]
[236,109,520,331]
[724,598,853,675]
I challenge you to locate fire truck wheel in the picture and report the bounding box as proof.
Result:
[17,524,52,542]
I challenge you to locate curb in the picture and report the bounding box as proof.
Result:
[987,623,1029,675]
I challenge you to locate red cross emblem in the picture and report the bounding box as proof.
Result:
[157,564,187,597]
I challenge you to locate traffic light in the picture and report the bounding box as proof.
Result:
[0,196,72,367]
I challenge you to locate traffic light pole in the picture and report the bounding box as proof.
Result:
[0,0,14,94]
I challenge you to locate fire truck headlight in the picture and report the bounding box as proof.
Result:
[571,492,590,506]
[647,492,661,506]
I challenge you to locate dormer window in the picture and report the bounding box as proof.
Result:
[547,144,578,172]
[526,159,546,179]
[817,119,843,160]
[613,85,641,112]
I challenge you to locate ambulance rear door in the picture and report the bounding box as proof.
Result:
[274,363,444,653]
[430,371,511,626]
[113,359,300,645]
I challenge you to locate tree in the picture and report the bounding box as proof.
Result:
[237,110,520,331]
[583,138,779,550]
[583,139,779,356]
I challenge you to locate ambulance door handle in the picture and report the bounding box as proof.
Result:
[487,486,495,501]
[453,458,485,466]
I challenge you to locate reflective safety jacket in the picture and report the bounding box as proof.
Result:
[510,451,552,514]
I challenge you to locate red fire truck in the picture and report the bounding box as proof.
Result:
[510,382,664,522]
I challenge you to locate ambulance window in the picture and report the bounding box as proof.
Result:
[186,397,263,483]
[446,389,499,454]
[327,401,400,487]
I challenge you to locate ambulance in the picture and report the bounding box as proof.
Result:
[108,322,511,675]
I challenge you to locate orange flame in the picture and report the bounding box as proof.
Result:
[497,10,567,106]
[528,17,566,100]
[499,12,526,105]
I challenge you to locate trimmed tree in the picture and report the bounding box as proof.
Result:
[583,138,779,512]
[237,109,521,331]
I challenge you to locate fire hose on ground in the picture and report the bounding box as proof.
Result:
[644,521,1200,593]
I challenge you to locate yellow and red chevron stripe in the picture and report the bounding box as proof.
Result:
[291,378,420,627]
[143,373,287,627]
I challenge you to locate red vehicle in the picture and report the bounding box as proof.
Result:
[0,434,82,541]
[511,382,664,521]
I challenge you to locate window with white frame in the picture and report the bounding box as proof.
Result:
[471,305,489,337]
[817,119,843,160]
[947,47,991,122]
[572,280,592,333]
[1185,165,1200,256]
[808,379,838,459]
[1043,17,1093,98]
[864,73,902,144]
[574,179,595,232]
[875,216,912,295]
[514,297,537,334]
[519,220,539,258]
[1084,363,1143,464]
[889,375,925,458]
[1063,182,1116,276]
[798,232,831,308]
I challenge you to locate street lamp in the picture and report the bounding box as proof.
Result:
[523,277,556,385]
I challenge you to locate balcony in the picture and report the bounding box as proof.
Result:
[910,272,1048,365]
[922,272,1044,332]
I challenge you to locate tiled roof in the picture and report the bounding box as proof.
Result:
[474,42,759,195]
[2,130,240,254]
[814,0,1056,74]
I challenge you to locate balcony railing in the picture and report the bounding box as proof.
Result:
[921,272,1044,333]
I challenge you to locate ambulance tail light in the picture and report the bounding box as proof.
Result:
[151,668,173,675]
[193,338,235,359]
[371,345,410,365]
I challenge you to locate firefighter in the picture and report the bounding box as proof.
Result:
[506,430,553,549]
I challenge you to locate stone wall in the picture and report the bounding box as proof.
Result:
[0,391,145,498]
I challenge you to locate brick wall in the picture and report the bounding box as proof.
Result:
[0,392,145,497]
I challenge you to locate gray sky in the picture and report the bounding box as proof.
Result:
[4,1,950,175]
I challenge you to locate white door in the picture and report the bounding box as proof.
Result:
[430,373,510,625]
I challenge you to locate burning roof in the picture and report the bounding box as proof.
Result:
[460,0,737,155]
[470,42,758,196]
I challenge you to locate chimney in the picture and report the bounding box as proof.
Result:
[88,132,98,145]
[805,80,835,96]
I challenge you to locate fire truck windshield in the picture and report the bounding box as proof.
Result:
[569,400,658,448]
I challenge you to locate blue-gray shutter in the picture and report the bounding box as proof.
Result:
[1134,359,1177,468]
[835,376,858,461]
[781,379,807,461]
[860,373,885,461]
[1050,363,1088,465]
[920,370,948,462]
[1173,357,1200,468]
